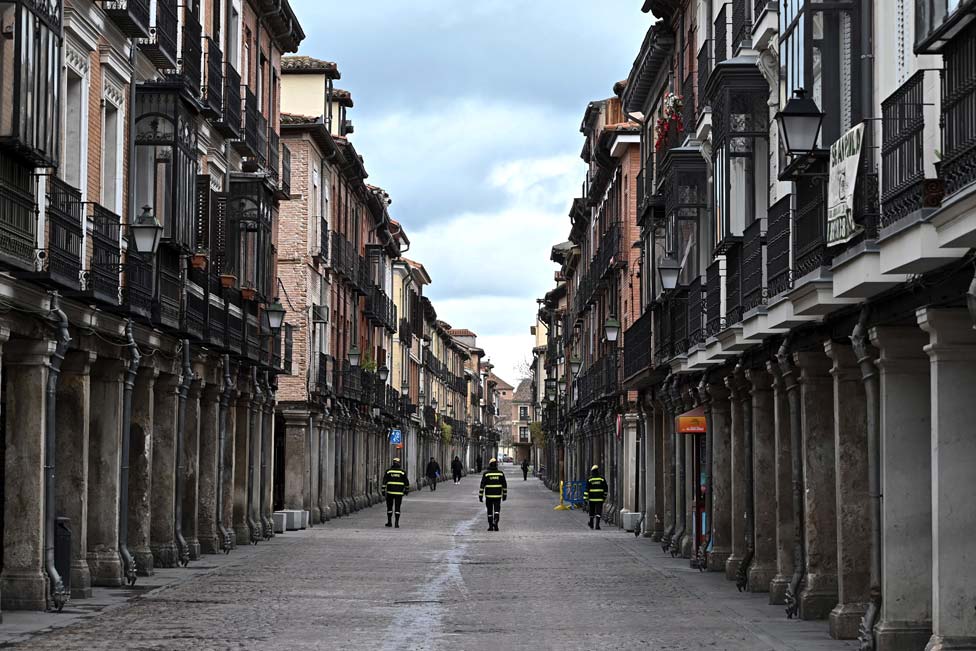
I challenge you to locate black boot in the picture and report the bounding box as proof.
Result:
[494,515,500,532]
[395,513,400,529]
[595,516,601,530]
[386,512,393,527]
[588,518,594,529]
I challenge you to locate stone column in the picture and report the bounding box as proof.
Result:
[55,349,95,598]
[870,325,932,650]
[823,341,870,639]
[197,383,221,554]
[86,356,125,587]
[794,350,838,620]
[150,372,179,567]
[234,391,253,545]
[333,417,344,516]
[283,409,310,510]
[322,416,336,520]
[221,378,237,549]
[310,413,322,523]
[182,376,203,560]
[1,338,52,609]
[706,379,732,572]
[725,373,746,581]
[917,308,976,651]
[261,384,275,537]
[248,383,263,537]
[747,368,777,593]
[128,365,157,576]
[767,360,794,605]
[641,396,657,538]
[660,388,675,549]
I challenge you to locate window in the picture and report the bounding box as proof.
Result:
[102,103,120,212]
[63,71,84,190]
[519,405,528,420]
[519,426,529,443]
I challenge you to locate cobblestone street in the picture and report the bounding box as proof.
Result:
[8,466,854,651]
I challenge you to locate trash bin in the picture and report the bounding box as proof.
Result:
[55,517,71,596]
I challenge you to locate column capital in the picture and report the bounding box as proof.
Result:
[793,350,832,383]
[917,307,976,360]
[705,375,731,402]
[155,372,180,395]
[869,325,929,371]
[5,338,56,366]
[62,349,98,375]
[766,357,784,390]
[823,340,860,379]
[282,408,311,425]
[745,366,772,392]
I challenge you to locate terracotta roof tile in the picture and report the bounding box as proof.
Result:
[281,56,340,78]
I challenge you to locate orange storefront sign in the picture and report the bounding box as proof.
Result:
[676,406,707,434]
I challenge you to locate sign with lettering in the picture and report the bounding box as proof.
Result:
[826,123,864,247]
[676,406,707,434]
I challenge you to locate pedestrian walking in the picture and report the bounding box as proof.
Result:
[584,465,607,530]
[425,457,441,491]
[476,456,483,473]
[479,458,508,531]
[451,456,463,484]
[520,458,529,481]
[382,458,409,528]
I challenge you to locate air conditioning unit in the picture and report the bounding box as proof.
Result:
[312,305,329,323]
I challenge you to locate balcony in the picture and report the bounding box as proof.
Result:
[267,128,280,186]
[139,0,178,70]
[202,37,223,118]
[243,309,261,364]
[152,247,182,331]
[714,4,729,66]
[725,240,743,327]
[741,219,766,313]
[687,275,706,348]
[316,353,336,395]
[225,291,244,355]
[339,361,363,402]
[216,64,241,138]
[0,153,38,273]
[38,176,84,291]
[705,260,722,337]
[365,284,397,332]
[182,271,206,341]
[236,87,261,159]
[593,223,622,279]
[731,0,752,54]
[940,22,976,199]
[622,308,652,384]
[766,195,791,300]
[121,253,153,321]
[698,40,712,111]
[174,8,201,100]
[279,143,291,199]
[101,0,151,38]
[206,273,226,350]
[793,161,830,280]
[312,217,328,263]
[254,112,269,171]
[85,204,121,306]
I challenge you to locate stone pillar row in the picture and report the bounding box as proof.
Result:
[636,307,976,650]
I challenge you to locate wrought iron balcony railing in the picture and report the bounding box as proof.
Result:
[741,219,766,313]
[176,8,201,99]
[254,111,269,170]
[705,259,723,337]
[881,70,933,229]
[698,40,712,109]
[687,275,706,348]
[941,19,976,197]
[86,203,121,306]
[316,353,336,394]
[153,247,182,331]
[280,143,291,198]
[267,127,279,186]
[623,308,652,381]
[206,273,226,350]
[101,0,151,38]
[243,310,261,363]
[594,223,622,278]
[139,0,178,70]
[182,273,207,341]
[793,161,830,279]
[217,64,241,138]
[225,291,244,354]
[714,5,729,66]
[766,195,791,300]
[121,252,153,321]
[42,176,84,291]
[725,240,743,327]
[365,284,397,332]
[731,0,752,54]
[202,37,223,118]
[238,87,261,159]
[313,217,328,262]
[0,153,38,273]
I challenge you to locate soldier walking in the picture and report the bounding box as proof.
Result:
[382,458,409,528]
[585,465,607,530]
[479,458,508,531]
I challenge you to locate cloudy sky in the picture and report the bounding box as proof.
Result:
[293,1,650,383]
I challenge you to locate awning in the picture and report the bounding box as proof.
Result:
[676,406,706,434]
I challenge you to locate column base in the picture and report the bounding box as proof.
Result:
[925,636,976,650]
[87,550,123,586]
[186,538,201,560]
[235,525,252,546]
[151,542,178,568]
[133,548,155,576]
[70,560,92,599]
[829,601,868,639]
[311,506,321,523]
[708,549,731,573]
[748,562,777,593]
[876,620,933,651]
[0,569,48,610]
[769,574,791,604]
[725,553,743,581]
[199,534,221,554]
[680,532,693,558]
[799,573,839,620]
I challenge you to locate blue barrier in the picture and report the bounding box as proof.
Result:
[562,480,586,507]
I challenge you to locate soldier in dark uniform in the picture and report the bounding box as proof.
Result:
[382,458,409,528]
[584,465,607,530]
[479,458,508,531]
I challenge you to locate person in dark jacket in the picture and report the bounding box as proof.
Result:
[451,456,464,484]
[381,458,409,528]
[425,457,441,491]
[520,458,530,481]
[584,465,608,530]
[479,458,508,531]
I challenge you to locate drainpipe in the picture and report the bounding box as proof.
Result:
[247,367,262,543]
[175,341,192,567]
[669,377,686,558]
[660,377,675,552]
[777,336,805,619]
[736,362,755,591]
[45,292,71,610]
[117,320,139,586]
[696,370,712,571]
[217,354,234,553]
[852,308,881,649]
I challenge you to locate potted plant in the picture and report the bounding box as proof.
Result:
[220,273,237,289]
[190,249,208,271]
[240,283,257,301]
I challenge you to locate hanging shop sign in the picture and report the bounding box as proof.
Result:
[826,122,865,247]
[676,406,707,434]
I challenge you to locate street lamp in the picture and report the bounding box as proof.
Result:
[569,353,582,377]
[658,256,681,292]
[130,205,163,255]
[348,344,361,367]
[775,88,825,157]
[604,316,621,343]
[431,397,438,410]
[262,298,286,333]
[401,381,410,398]
[378,365,390,382]
[545,378,556,401]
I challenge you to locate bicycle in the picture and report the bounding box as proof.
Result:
[633,511,645,538]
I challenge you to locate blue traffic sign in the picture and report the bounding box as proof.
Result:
[389,429,402,444]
